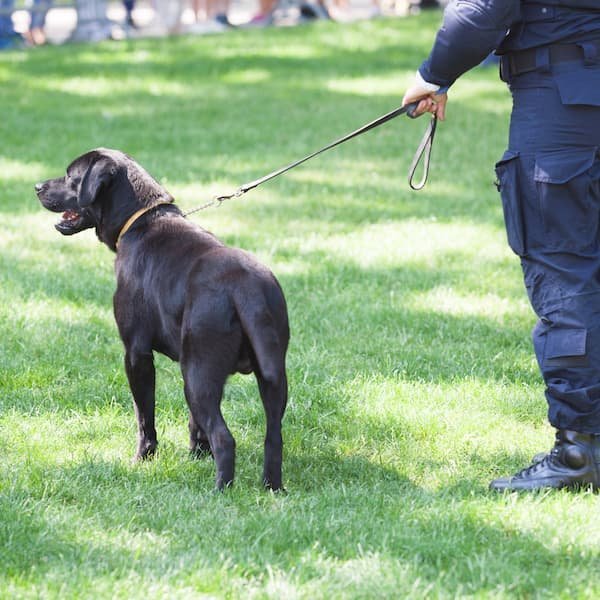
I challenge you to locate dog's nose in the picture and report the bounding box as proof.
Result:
[35,182,46,195]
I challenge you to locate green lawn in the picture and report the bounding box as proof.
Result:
[2,12,600,599]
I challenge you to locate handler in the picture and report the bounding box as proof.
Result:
[402,1,600,491]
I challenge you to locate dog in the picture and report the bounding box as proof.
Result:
[36,148,289,490]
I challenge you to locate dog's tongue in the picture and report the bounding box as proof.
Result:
[62,210,79,221]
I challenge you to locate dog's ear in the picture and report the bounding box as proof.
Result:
[79,156,119,208]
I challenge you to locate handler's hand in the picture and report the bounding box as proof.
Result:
[402,84,448,121]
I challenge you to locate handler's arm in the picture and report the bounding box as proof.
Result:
[403,0,520,119]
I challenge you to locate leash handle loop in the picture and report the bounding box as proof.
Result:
[408,114,437,191]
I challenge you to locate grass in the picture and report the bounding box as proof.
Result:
[1,10,600,599]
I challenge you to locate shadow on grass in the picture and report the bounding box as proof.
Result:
[3,444,597,596]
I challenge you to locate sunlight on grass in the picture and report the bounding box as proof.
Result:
[36,77,192,99]
[326,73,413,97]
[451,77,513,115]
[2,412,130,463]
[410,287,529,320]
[58,47,171,66]
[504,494,600,551]
[0,156,48,182]
[210,43,324,60]
[223,69,272,84]
[304,220,509,266]
[1,296,112,324]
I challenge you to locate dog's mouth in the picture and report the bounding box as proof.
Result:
[55,209,87,235]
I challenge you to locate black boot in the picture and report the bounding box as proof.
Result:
[489,430,600,492]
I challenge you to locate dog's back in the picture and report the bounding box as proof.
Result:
[114,211,289,375]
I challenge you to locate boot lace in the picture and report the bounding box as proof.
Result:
[513,444,561,480]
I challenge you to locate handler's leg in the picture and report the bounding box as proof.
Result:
[490,77,600,490]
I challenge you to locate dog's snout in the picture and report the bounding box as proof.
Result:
[35,182,45,194]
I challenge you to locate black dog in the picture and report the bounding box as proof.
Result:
[36,148,289,490]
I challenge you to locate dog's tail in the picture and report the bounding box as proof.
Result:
[233,283,288,383]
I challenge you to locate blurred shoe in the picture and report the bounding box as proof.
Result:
[125,14,139,29]
[299,3,330,19]
[214,13,234,27]
[246,12,274,27]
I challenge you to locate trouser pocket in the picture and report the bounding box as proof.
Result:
[495,150,526,256]
[542,327,588,369]
[534,148,600,252]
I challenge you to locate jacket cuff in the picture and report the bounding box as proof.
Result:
[418,63,455,90]
[415,69,441,92]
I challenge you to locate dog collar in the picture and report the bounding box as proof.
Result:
[116,202,173,249]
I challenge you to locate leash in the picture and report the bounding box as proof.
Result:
[184,102,437,217]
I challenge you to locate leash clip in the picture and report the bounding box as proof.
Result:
[214,188,244,204]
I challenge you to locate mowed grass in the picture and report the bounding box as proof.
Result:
[1,11,600,598]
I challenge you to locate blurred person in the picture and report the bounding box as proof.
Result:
[246,0,276,26]
[69,0,115,42]
[24,0,51,45]
[327,0,380,21]
[189,0,232,31]
[0,0,22,49]
[152,0,185,34]
[402,0,600,492]
[123,0,137,28]
[298,0,331,21]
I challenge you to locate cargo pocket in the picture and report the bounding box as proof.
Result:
[544,327,588,368]
[495,150,526,256]
[534,149,600,252]
[554,64,600,106]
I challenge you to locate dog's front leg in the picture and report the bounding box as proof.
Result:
[125,350,158,461]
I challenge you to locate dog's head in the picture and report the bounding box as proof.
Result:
[36,148,174,251]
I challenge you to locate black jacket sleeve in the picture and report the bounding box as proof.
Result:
[419,1,521,88]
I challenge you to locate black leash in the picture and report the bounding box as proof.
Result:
[184,102,437,216]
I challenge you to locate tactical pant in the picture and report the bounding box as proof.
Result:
[495,60,600,433]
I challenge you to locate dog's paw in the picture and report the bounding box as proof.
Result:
[263,479,286,494]
[133,440,157,462]
[215,478,234,492]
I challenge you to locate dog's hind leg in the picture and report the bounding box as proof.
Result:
[182,370,235,489]
[181,295,244,489]
[233,288,288,490]
[125,350,158,461]
[181,343,237,489]
[256,366,288,491]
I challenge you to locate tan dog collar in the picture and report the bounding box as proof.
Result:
[116,202,173,249]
